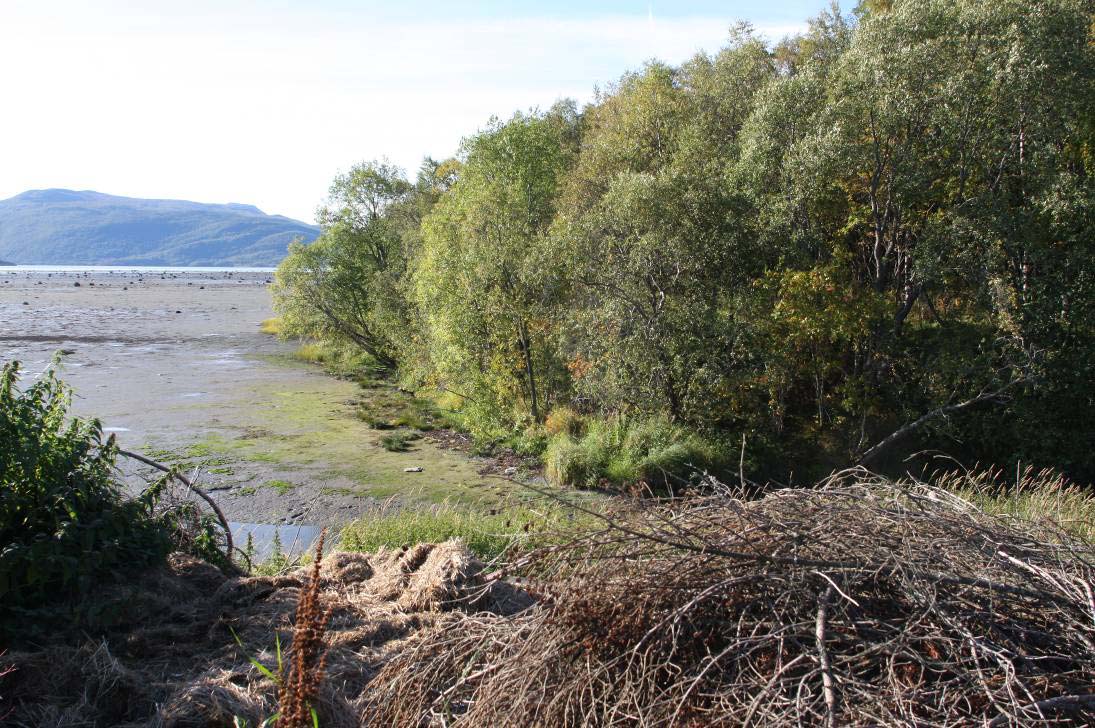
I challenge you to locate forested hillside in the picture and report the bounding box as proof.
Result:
[0,189,319,266]
[273,0,1095,485]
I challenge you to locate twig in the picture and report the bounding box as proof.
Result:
[118,448,233,565]
[988,694,1095,726]
[739,432,747,490]
[859,379,1026,466]
[815,586,838,728]
[508,476,1082,608]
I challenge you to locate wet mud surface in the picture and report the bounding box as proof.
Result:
[0,267,509,529]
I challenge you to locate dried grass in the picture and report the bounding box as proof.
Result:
[365,468,1095,727]
[0,541,521,727]
[5,468,1093,727]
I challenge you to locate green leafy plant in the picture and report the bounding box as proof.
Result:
[0,360,173,634]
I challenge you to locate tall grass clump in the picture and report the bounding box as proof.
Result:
[378,430,421,452]
[340,502,590,560]
[545,415,724,493]
[0,361,174,636]
[293,341,381,382]
[934,465,1095,542]
[259,317,282,335]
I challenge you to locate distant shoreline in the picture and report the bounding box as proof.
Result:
[0,264,277,273]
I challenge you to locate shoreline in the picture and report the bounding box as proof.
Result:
[0,268,517,532]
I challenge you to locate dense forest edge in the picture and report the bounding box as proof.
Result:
[272,0,1095,488]
[3,0,1095,725]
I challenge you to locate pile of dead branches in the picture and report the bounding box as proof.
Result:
[365,469,1095,726]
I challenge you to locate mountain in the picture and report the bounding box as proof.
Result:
[0,189,320,266]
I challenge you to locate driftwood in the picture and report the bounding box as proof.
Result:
[118,448,234,566]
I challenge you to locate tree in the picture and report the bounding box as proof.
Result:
[415,105,578,428]
[557,36,774,426]
[735,0,1095,470]
[272,161,413,369]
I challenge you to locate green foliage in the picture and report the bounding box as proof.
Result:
[272,161,416,370]
[340,501,592,560]
[378,430,421,452]
[414,105,579,431]
[545,416,726,493]
[292,340,383,384]
[252,529,294,575]
[0,361,173,632]
[272,0,1095,484]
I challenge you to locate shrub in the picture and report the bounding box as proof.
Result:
[0,361,173,630]
[544,415,724,492]
[544,406,585,438]
[378,431,421,452]
[507,424,550,457]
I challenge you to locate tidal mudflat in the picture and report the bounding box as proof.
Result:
[0,267,506,528]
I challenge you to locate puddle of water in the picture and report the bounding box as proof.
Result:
[180,392,207,398]
[103,427,131,432]
[230,522,328,562]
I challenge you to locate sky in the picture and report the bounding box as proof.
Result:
[0,1,828,223]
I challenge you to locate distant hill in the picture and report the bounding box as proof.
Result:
[0,189,320,266]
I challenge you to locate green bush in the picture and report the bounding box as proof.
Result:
[378,430,421,452]
[545,415,724,493]
[506,424,550,457]
[0,361,174,629]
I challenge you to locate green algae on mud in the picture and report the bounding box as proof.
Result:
[181,374,510,506]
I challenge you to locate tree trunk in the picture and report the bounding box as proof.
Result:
[858,382,1021,467]
[518,320,540,422]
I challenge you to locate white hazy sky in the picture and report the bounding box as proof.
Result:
[0,1,821,222]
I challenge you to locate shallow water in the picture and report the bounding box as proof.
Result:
[230,522,328,562]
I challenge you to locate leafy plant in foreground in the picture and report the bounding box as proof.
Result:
[0,360,174,629]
